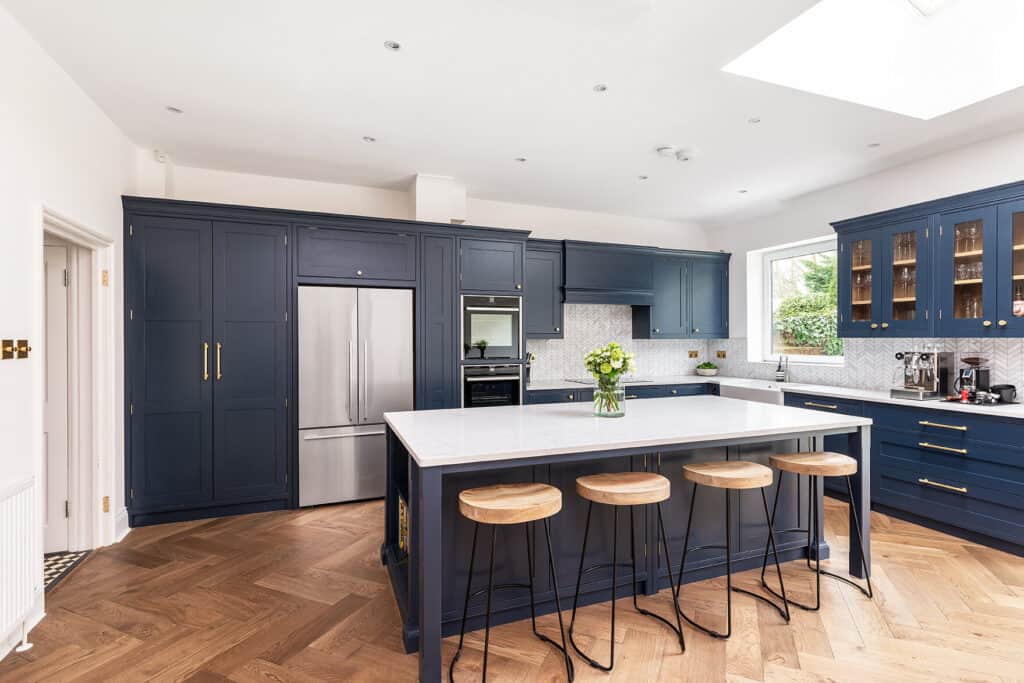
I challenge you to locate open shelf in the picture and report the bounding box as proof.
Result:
[1014,244,1024,251]
[852,300,872,305]
[954,279,984,285]
[892,259,917,266]
[893,297,917,303]
[954,250,984,258]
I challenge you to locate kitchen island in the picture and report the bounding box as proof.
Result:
[382,395,873,682]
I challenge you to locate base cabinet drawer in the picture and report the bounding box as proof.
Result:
[784,393,864,496]
[525,389,592,404]
[869,403,1019,448]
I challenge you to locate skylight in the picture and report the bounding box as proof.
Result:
[722,0,1024,120]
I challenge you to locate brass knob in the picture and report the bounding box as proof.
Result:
[870,323,879,329]
[567,393,574,401]
[999,320,1008,327]
[983,320,992,327]
[881,322,889,329]
[694,328,700,333]
[671,389,678,395]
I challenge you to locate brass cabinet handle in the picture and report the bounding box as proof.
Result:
[203,342,209,381]
[983,320,992,327]
[881,322,889,329]
[918,420,967,432]
[554,327,560,332]
[918,478,967,494]
[567,393,574,401]
[356,269,364,276]
[870,323,879,329]
[804,401,838,410]
[216,342,223,380]
[625,394,638,399]
[671,389,678,395]
[515,284,522,290]
[918,441,967,455]
[999,320,1008,327]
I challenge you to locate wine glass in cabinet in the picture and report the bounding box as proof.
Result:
[996,199,1024,334]
[881,219,930,335]
[838,233,882,336]
[936,206,998,336]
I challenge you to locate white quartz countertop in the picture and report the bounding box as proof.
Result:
[527,375,1024,420]
[385,395,871,467]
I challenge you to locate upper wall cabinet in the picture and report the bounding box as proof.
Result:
[297,226,416,282]
[834,179,1024,338]
[689,256,729,337]
[524,241,563,338]
[632,253,730,339]
[563,241,654,304]
[459,237,524,293]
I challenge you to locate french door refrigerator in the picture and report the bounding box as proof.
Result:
[298,286,413,506]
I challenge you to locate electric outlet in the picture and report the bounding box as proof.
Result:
[717,350,727,359]
[1,340,13,360]
[688,350,699,359]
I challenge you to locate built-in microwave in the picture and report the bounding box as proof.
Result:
[462,364,522,408]
[461,295,522,361]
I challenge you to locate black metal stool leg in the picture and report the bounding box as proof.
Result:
[674,484,735,638]
[541,518,575,681]
[818,476,873,598]
[733,487,791,622]
[759,472,820,612]
[449,522,480,682]
[568,501,594,665]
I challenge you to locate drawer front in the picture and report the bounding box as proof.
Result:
[525,388,591,404]
[624,385,669,400]
[661,384,708,397]
[868,403,1020,448]
[874,451,1024,545]
[298,227,417,280]
[784,393,863,417]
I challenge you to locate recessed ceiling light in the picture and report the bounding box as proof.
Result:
[748,116,761,124]
[165,106,183,114]
[722,0,1024,120]
[867,142,881,148]
[514,157,527,162]
[738,189,749,194]
[656,145,678,158]
[384,40,401,51]
[362,136,377,143]
[593,83,608,93]
[638,175,649,180]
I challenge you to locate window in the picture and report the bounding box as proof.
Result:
[760,238,843,363]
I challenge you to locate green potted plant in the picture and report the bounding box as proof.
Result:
[474,339,489,358]
[696,361,718,377]
[584,342,635,417]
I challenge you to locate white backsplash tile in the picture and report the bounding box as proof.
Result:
[525,304,709,380]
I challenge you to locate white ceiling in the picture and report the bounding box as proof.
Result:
[7,0,1024,222]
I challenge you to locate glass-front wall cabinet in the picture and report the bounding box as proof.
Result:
[882,219,930,335]
[997,199,1024,334]
[936,207,998,337]
[838,233,882,336]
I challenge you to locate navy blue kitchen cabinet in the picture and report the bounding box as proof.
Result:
[459,237,524,293]
[127,216,291,525]
[526,383,709,405]
[563,241,654,304]
[834,178,1024,338]
[418,234,459,409]
[297,225,416,282]
[689,255,729,337]
[524,388,593,404]
[524,240,563,338]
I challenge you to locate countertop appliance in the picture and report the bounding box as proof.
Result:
[954,357,991,397]
[463,364,522,408]
[462,295,522,361]
[298,286,413,506]
[890,351,952,400]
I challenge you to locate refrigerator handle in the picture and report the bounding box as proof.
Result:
[361,340,368,421]
[348,338,357,424]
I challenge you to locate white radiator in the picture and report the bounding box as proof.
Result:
[0,477,39,650]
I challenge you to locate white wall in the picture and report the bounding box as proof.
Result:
[709,129,1024,337]
[0,3,134,655]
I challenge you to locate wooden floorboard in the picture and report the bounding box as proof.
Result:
[2,498,1022,682]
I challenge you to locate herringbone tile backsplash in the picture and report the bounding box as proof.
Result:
[527,304,1024,389]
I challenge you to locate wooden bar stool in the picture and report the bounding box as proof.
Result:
[757,452,872,611]
[450,483,574,682]
[568,472,685,672]
[674,461,790,639]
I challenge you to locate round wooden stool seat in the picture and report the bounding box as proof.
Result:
[682,461,773,490]
[575,472,670,506]
[458,483,562,525]
[770,452,857,477]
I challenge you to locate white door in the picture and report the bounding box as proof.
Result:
[44,245,70,553]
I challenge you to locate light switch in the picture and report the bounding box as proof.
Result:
[15,340,31,359]
[1,340,13,360]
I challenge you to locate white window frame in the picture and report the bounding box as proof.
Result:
[760,236,843,366]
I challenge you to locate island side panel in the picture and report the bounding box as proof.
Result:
[417,463,444,683]
[848,424,872,578]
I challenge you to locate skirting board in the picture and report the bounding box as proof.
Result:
[0,593,44,662]
[115,507,130,543]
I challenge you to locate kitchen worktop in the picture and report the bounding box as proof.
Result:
[527,375,1024,419]
[384,395,870,467]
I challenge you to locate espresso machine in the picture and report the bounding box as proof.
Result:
[890,351,953,400]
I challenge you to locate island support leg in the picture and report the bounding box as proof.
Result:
[847,425,871,579]
[418,465,443,683]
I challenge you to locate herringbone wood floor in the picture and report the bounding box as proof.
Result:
[2,499,1022,682]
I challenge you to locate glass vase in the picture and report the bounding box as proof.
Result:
[593,380,625,417]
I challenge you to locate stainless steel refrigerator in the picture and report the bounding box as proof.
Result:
[298,286,413,506]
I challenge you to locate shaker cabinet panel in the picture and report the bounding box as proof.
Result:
[996,199,1024,335]
[935,206,998,337]
[690,257,729,337]
[459,238,524,293]
[297,226,416,281]
[418,234,458,409]
[524,245,563,338]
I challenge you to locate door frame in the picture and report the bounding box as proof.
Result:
[42,241,71,553]
[42,206,113,551]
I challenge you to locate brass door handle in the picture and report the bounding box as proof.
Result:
[918,420,966,432]
[216,342,223,380]
[203,342,209,381]
[804,401,838,410]
[880,322,889,329]
[918,442,967,455]
[999,320,1008,327]
[870,323,879,329]
[983,320,992,327]
[625,394,639,399]
[918,478,967,494]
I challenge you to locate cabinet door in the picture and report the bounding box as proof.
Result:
[838,232,883,336]
[128,216,214,511]
[297,227,416,281]
[212,222,289,502]
[880,219,931,335]
[936,207,998,337]
[418,235,458,409]
[689,258,729,337]
[524,247,563,338]
[997,199,1024,335]
[460,238,524,293]
[649,257,687,337]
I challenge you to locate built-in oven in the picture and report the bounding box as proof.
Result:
[462,364,523,408]
[461,295,522,361]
